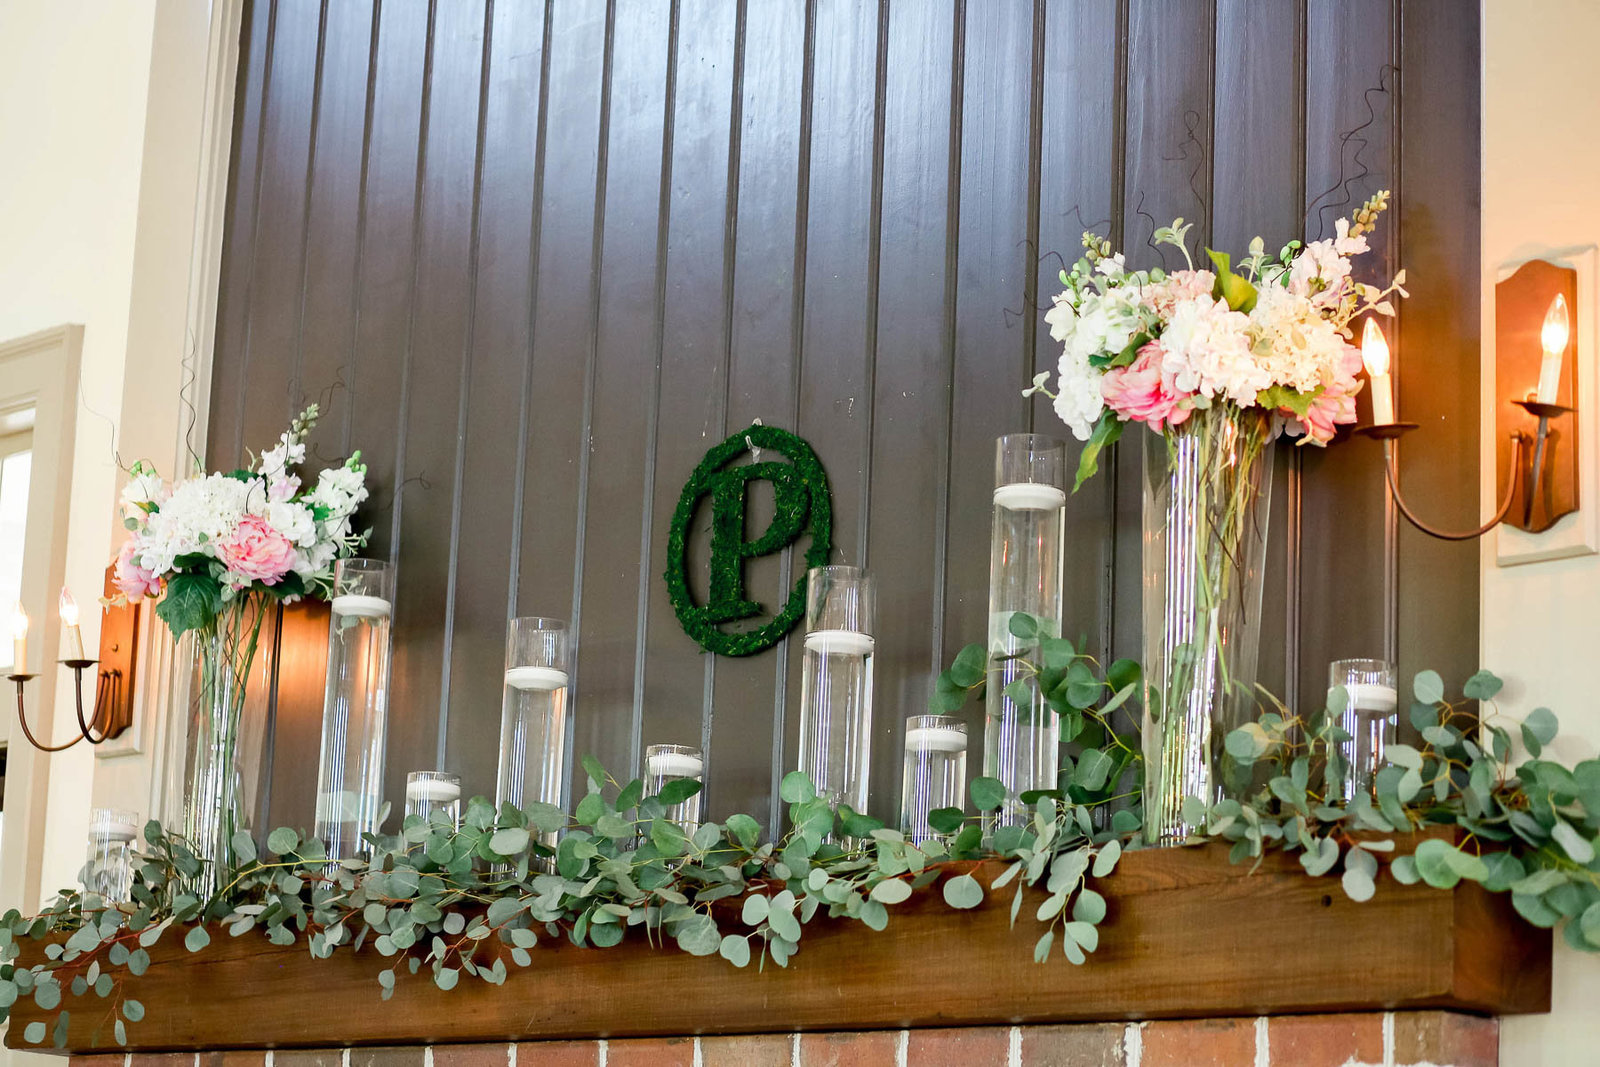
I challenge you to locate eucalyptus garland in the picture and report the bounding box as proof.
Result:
[663,423,833,657]
[1,617,1594,1051]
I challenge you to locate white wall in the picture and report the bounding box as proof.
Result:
[0,0,225,910]
[1482,1,1600,1061]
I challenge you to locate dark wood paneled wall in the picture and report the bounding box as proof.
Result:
[207,0,1481,834]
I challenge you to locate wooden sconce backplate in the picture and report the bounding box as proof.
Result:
[95,563,137,739]
[1497,258,1580,532]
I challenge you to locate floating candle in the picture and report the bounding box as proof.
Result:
[803,629,875,656]
[504,665,569,691]
[1339,682,1398,713]
[647,751,705,778]
[406,778,462,803]
[993,482,1067,512]
[331,594,392,618]
[905,725,967,754]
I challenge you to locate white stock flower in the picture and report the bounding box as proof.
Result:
[265,500,318,548]
[1333,217,1369,257]
[1287,239,1352,309]
[1053,345,1105,442]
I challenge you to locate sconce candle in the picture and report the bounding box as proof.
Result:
[1362,319,1395,425]
[59,588,84,661]
[10,603,26,674]
[1536,293,1571,405]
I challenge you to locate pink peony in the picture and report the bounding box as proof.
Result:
[1101,342,1193,432]
[1290,343,1364,444]
[1144,269,1216,318]
[114,539,163,599]
[216,514,298,586]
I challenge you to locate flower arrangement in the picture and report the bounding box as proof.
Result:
[113,404,369,638]
[1028,192,1408,488]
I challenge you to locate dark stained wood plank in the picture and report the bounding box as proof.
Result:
[235,0,322,458]
[1394,0,1480,709]
[1297,0,1396,715]
[859,0,956,831]
[1033,0,1119,663]
[787,0,884,815]
[294,0,376,468]
[637,0,740,795]
[713,0,808,834]
[569,0,673,791]
[385,0,490,809]
[10,842,1549,1053]
[1211,0,1306,707]
[208,0,273,469]
[444,0,550,803]
[943,0,1039,785]
[259,603,330,832]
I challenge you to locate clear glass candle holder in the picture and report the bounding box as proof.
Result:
[796,566,875,819]
[313,558,395,860]
[1326,658,1398,803]
[984,434,1067,834]
[82,808,140,904]
[900,715,967,845]
[406,770,462,828]
[644,743,704,830]
[495,617,571,848]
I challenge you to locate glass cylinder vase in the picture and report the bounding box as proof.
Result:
[984,434,1067,834]
[406,770,463,828]
[796,566,875,816]
[1141,406,1276,845]
[1325,658,1398,804]
[175,593,273,897]
[313,559,395,860]
[495,617,571,847]
[900,715,967,845]
[81,808,140,904]
[644,743,704,830]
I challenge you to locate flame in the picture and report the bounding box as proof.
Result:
[1542,292,1570,357]
[58,587,79,627]
[10,601,27,640]
[1361,318,1390,378]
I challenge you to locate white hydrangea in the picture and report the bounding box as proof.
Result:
[1053,345,1105,442]
[135,473,258,575]
[1159,297,1267,405]
[119,466,169,519]
[1247,286,1350,394]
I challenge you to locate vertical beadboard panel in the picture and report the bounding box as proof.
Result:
[205,0,1479,831]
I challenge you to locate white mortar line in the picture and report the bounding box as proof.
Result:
[342,1048,351,1067]
[507,1041,516,1067]
[422,1047,433,1067]
[598,1038,608,1067]
[692,1035,703,1067]
[1383,1011,1395,1067]
[265,1051,274,1067]
[1256,1017,1270,1067]
[1124,1022,1145,1067]
[1007,1025,1022,1067]
[791,1031,801,1067]
[895,1029,908,1067]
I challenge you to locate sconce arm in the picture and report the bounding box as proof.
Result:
[9,675,88,752]
[1381,433,1525,542]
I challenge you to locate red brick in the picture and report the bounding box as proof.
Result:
[1140,1018,1256,1066]
[603,1036,694,1067]
[131,1055,198,1067]
[199,1054,267,1067]
[1266,1014,1384,1067]
[512,1040,599,1067]
[272,1053,342,1067]
[432,1045,512,1067]
[906,1026,1011,1064]
[798,1030,901,1067]
[73,1058,132,1067]
[1393,1012,1499,1067]
[1020,1022,1127,1067]
[700,1033,793,1067]
[350,1048,426,1067]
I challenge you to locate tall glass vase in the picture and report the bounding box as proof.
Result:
[313,558,395,860]
[1141,406,1275,845]
[983,434,1067,834]
[177,593,272,897]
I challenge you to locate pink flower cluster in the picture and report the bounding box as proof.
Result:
[114,540,161,600]
[1100,343,1191,432]
[216,514,299,587]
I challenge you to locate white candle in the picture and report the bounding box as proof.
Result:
[332,594,392,618]
[92,820,139,844]
[1336,682,1398,714]
[406,779,461,802]
[10,603,26,674]
[993,482,1067,512]
[804,629,875,656]
[1536,292,1570,405]
[647,752,704,778]
[905,726,967,754]
[504,665,569,691]
[1361,319,1395,425]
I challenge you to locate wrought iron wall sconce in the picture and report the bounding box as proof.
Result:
[1356,289,1574,543]
[7,575,137,753]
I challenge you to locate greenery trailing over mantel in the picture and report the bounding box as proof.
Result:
[1,617,1594,1049]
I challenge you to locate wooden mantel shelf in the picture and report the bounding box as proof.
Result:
[7,843,1551,1054]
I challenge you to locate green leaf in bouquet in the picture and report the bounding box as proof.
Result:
[1073,413,1123,493]
[155,573,222,638]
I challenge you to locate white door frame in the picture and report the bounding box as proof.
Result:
[0,326,82,913]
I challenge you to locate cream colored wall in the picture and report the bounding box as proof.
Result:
[0,0,224,914]
[1482,1,1600,1062]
